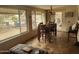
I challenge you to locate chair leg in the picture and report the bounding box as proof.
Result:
[45,34,47,43]
[55,31,57,36]
[38,33,41,42]
[76,33,77,42]
[38,36,40,42]
[41,33,43,40]
[68,33,69,41]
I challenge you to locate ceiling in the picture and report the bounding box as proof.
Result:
[31,5,66,10]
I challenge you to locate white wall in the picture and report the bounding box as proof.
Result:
[77,6,79,42]
[54,6,78,32]
[63,6,78,32]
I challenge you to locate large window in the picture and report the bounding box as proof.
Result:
[32,11,46,30]
[32,11,36,30]
[36,11,42,27]
[41,12,46,24]
[19,10,27,32]
[0,8,28,41]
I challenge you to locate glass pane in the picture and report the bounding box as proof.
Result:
[42,13,46,24]
[19,10,27,32]
[36,11,42,27]
[0,8,20,40]
[32,11,36,30]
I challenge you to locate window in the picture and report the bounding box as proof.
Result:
[19,10,27,32]
[0,8,28,41]
[41,12,46,24]
[36,11,42,27]
[32,11,46,30]
[32,11,36,30]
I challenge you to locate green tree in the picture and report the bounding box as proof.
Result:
[11,15,18,22]
[0,16,4,24]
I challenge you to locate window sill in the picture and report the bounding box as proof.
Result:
[0,31,28,44]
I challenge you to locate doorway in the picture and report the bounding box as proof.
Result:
[55,12,63,31]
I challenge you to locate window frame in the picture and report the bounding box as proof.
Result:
[32,10,46,30]
[0,7,28,42]
[32,10,37,30]
[18,9,28,33]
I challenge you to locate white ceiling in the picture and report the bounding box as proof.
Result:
[31,5,66,9]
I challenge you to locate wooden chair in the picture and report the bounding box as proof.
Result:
[48,22,57,36]
[37,22,57,43]
[38,23,46,42]
[38,23,52,43]
[68,23,79,41]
